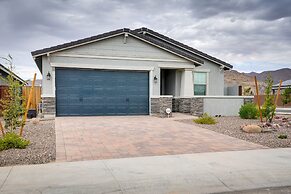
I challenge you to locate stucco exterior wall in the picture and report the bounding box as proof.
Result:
[42,56,54,97]
[203,96,253,116]
[194,60,225,96]
[41,34,196,98]
[41,34,227,99]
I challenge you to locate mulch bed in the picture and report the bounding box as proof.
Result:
[179,116,291,148]
[0,119,55,167]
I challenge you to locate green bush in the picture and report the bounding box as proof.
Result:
[282,87,291,106]
[193,113,217,125]
[0,132,30,151]
[239,103,259,119]
[262,74,275,122]
[278,134,287,139]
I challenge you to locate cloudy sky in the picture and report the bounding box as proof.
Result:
[0,0,291,80]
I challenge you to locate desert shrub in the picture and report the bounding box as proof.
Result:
[282,87,291,106]
[0,132,30,151]
[0,62,25,134]
[239,103,258,119]
[278,134,287,139]
[193,113,217,124]
[262,74,275,122]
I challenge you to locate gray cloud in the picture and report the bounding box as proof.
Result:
[0,0,290,79]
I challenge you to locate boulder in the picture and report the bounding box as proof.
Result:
[31,118,40,125]
[241,124,262,133]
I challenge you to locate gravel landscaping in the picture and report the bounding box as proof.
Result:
[180,115,291,148]
[0,119,55,167]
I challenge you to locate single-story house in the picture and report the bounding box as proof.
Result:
[31,27,234,117]
[0,63,25,86]
[272,79,291,94]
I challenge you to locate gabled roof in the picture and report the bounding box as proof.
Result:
[31,27,233,71]
[134,27,233,69]
[0,64,25,83]
[31,29,126,57]
[31,28,203,65]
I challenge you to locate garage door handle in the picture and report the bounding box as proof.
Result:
[79,97,83,102]
[126,98,129,102]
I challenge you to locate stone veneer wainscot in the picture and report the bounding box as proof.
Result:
[42,97,56,116]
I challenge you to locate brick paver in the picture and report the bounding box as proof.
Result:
[55,115,265,162]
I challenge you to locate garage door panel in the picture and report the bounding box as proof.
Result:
[56,68,149,116]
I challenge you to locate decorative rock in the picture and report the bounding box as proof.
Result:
[265,122,272,127]
[241,124,262,133]
[261,128,274,133]
[282,117,288,122]
[31,118,40,125]
[274,116,281,119]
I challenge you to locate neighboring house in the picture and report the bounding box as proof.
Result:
[0,63,25,86]
[272,79,291,94]
[31,27,233,117]
[0,64,25,105]
[26,79,42,87]
[224,84,243,96]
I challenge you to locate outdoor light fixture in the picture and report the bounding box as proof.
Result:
[46,72,51,80]
[154,75,158,83]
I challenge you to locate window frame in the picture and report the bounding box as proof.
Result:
[193,70,209,96]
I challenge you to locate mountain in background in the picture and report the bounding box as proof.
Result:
[245,68,291,84]
[224,68,291,94]
[224,70,263,94]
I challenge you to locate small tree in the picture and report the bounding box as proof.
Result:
[0,63,25,133]
[281,87,291,106]
[262,74,275,122]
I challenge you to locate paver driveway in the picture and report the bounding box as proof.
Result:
[55,115,265,162]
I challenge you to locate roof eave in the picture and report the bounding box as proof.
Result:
[31,29,128,57]
[135,27,233,69]
[0,64,25,83]
[31,28,204,67]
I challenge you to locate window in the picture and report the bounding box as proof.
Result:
[194,72,207,95]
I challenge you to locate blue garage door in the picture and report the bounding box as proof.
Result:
[56,68,149,116]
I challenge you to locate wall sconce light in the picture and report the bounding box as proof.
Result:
[153,75,158,83]
[46,72,51,80]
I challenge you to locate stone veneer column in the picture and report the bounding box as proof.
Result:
[151,96,173,117]
[178,98,191,113]
[159,97,172,117]
[190,97,204,116]
[150,98,160,114]
[42,97,56,116]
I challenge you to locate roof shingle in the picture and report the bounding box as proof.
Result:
[31,27,233,69]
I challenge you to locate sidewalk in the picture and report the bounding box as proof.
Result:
[1,148,291,194]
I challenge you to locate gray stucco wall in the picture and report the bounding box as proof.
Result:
[203,97,254,116]
[194,60,225,96]
[41,34,196,98]
[41,33,227,102]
